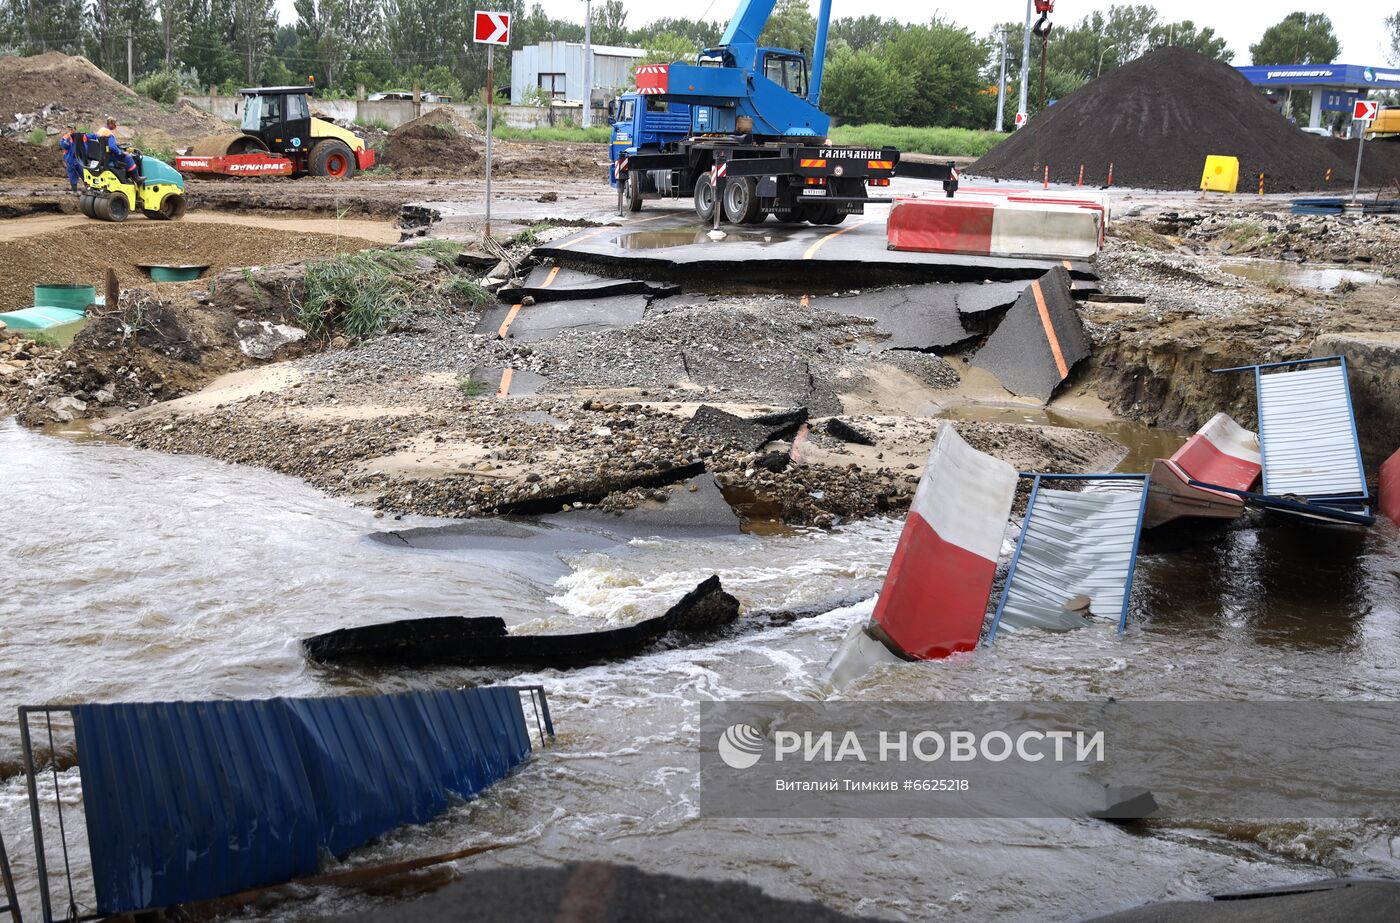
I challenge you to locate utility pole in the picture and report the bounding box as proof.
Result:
[995,29,1010,131]
[126,30,134,86]
[582,0,593,129]
[1017,0,1033,124]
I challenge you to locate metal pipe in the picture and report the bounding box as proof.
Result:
[582,0,593,129]
[995,30,1009,131]
[18,710,52,923]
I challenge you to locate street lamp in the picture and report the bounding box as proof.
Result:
[1096,43,1118,78]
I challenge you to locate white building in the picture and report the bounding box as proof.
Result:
[510,41,645,106]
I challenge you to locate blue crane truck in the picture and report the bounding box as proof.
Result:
[607,0,958,226]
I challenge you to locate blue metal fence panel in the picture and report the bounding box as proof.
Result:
[989,479,1148,638]
[73,688,533,915]
[1256,361,1367,499]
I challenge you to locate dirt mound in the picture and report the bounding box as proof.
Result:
[0,220,380,311]
[970,47,1351,192]
[0,136,62,177]
[0,52,228,148]
[382,107,484,177]
[1325,137,1400,188]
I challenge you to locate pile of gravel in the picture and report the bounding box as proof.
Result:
[970,47,1351,192]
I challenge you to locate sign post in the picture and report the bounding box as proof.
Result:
[473,11,511,238]
[1352,99,1378,205]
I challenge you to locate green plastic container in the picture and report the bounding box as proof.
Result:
[142,265,209,282]
[34,284,96,310]
[0,306,87,331]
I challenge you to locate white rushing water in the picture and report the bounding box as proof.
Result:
[2,419,1399,921]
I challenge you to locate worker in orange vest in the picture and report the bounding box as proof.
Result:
[97,117,117,138]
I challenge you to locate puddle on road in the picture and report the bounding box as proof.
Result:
[617,226,795,250]
[1219,259,1384,290]
[938,403,1185,473]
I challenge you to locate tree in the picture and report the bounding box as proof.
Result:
[820,44,906,123]
[632,31,699,78]
[759,0,815,54]
[1250,13,1339,65]
[1146,20,1230,60]
[831,15,901,53]
[1386,11,1400,66]
[646,17,722,49]
[590,0,627,46]
[231,0,275,84]
[881,20,991,129]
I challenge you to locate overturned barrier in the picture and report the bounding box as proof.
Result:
[1145,413,1260,528]
[987,474,1150,640]
[887,197,1102,261]
[1210,357,1373,524]
[971,266,1090,403]
[822,424,1016,684]
[19,687,552,918]
[1383,448,1400,526]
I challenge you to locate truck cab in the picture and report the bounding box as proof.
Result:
[608,91,691,188]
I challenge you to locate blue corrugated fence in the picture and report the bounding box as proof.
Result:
[72,687,535,914]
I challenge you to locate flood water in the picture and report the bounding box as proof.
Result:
[2,418,1399,922]
[1218,258,1384,290]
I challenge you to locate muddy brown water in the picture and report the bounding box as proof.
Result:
[1217,259,1384,291]
[2,418,1399,922]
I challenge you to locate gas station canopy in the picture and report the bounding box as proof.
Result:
[1236,64,1400,130]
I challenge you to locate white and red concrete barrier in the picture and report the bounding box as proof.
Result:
[887,196,1103,260]
[1145,413,1262,528]
[1380,447,1400,525]
[822,424,1017,686]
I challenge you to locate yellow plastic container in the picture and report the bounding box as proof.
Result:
[1200,155,1240,193]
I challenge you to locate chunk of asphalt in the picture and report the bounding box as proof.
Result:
[683,405,809,450]
[300,576,740,668]
[952,281,1031,317]
[970,266,1090,403]
[823,417,876,446]
[810,285,969,351]
[494,460,708,516]
[543,474,741,536]
[497,264,681,304]
[477,294,650,342]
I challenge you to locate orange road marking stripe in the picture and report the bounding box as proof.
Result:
[803,219,866,260]
[497,303,523,338]
[790,423,810,463]
[1030,281,1069,379]
[1062,260,1073,270]
[542,265,560,287]
[496,367,514,398]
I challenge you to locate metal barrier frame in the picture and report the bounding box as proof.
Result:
[985,472,1151,644]
[1,824,21,922]
[1212,355,1371,511]
[16,686,555,923]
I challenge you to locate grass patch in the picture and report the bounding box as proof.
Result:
[296,250,415,338]
[26,127,46,146]
[22,331,61,347]
[355,117,392,133]
[494,125,612,144]
[510,222,554,248]
[412,238,463,270]
[828,124,1004,158]
[439,275,488,308]
[456,373,490,398]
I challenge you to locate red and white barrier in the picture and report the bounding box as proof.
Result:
[635,64,669,95]
[1145,413,1262,528]
[1380,447,1400,525]
[823,424,1017,686]
[887,197,1102,260]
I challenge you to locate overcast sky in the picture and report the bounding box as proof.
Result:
[268,1,1397,65]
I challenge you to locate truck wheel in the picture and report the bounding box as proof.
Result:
[723,177,761,224]
[805,203,839,225]
[694,172,717,222]
[625,171,644,213]
[311,140,356,179]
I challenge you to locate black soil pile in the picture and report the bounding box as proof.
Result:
[381,107,484,177]
[0,136,62,176]
[1325,137,1400,187]
[970,47,1352,192]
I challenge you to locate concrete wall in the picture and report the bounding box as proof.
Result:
[179,96,589,131]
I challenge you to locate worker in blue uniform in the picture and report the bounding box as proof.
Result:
[58,124,83,191]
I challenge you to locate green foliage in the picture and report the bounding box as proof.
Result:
[23,331,61,347]
[26,127,46,146]
[130,133,176,165]
[135,68,197,105]
[355,117,392,132]
[440,275,488,308]
[760,0,817,53]
[456,373,489,398]
[1390,12,1400,67]
[828,124,1004,157]
[412,238,463,270]
[633,32,701,78]
[822,47,907,125]
[1251,13,1340,66]
[296,249,413,339]
[510,222,555,247]
[493,126,611,143]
